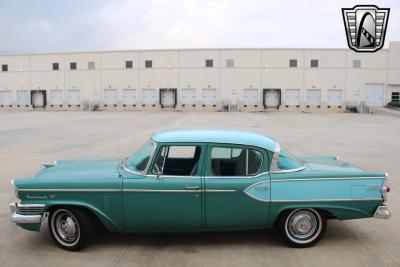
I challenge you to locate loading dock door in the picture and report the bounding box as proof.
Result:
[142,89,156,105]
[123,89,137,105]
[0,91,12,106]
[68,90,80,105]
[365,84,384,107]
[160,88,177,108]
[243,89,258,105]
[182,89,196,105]
[327,89,343,106]
[306,89,321,106]
[17,90,30,106]
[32,91,45,108]
[285,89,300,106]
[263,89,281,108]
[104,89,117,105]
[51,90,63,105]
[202,88,217,105]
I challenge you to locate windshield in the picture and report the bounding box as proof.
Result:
[126,141,154,172]
[277,147,303,170]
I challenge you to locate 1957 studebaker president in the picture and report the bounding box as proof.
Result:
[9,129,391,250]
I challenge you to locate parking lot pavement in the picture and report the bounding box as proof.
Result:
[0,111,399,267]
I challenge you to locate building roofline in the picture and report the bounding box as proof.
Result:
[0,46,392,57]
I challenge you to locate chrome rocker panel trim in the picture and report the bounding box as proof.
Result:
[9,203,44,224]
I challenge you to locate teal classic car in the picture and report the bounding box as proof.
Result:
[10,129,391,250]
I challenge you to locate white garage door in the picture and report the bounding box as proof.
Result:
[142,89,156,105]
[161,89,175,107]
[182,89,196,104]
[306,89,321,106]
[68,90,80,105]
[123,89,137,105]
[365,84,384,107]
[32,91,45,107]
[0,91,12,105]
[104,89,117,105]
[285,89,300,106]
[327,89,343,106]
[17,90,30,106]
[51,90,63,105]
[264,90,280,107]
[202,88,217,105]
[243,89,258,105]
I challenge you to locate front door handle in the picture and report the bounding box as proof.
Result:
[184,186,201,191]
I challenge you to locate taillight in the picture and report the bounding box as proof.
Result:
[382,186,390,193]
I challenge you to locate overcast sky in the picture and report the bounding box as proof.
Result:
[0,0,399,54]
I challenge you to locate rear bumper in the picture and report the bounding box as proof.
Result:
[9,203,44,224]
[374,205,391,219]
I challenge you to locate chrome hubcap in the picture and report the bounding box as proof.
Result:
[55,212,79,243]
[288,210,318,240]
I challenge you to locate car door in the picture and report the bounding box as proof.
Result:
[123,143,204,231]
[204,144,270,229]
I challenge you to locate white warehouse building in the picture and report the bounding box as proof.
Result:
[0,41,399,112]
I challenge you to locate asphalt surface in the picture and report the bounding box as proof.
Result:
[0,111,399,267]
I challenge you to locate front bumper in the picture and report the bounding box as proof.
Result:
[374,205,391,219]
[9,203,45,224]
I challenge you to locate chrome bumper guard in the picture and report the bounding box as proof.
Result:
[9,203,45,224]
[374,205,391,219]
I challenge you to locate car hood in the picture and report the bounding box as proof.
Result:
[297,155,365,173]
[34,159,121,179]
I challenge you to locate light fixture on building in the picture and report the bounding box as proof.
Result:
[264,64,269,68]
[19,68,23,72]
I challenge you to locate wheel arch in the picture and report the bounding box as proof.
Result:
[270,203,373,227]
[45,202,123,232]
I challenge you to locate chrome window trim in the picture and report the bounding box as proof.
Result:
[269,142,305,173]
[271,176,387,183]
[121,140,157,175]
[146,174,202,179]
[204,171,269,179]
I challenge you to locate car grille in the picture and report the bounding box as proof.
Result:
[17,204,45,215]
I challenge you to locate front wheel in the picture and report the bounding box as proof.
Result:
[48,207,93,251]
[278,208,327,248]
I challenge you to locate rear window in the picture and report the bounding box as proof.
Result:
[277,147,303,170]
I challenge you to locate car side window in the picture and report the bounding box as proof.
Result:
[210,147,263,176]
[152,145,201,176]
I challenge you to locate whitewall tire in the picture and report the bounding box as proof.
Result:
[279,208,327,247]
[48,207,93,251]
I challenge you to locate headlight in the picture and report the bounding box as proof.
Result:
[11,179,18,199]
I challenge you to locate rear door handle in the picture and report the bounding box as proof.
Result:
[185,186,201,191]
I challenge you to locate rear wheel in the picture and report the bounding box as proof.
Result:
[48,207,93,251]
[279,208,326,247]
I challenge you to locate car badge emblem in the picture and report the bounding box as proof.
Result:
[342,5,390,52]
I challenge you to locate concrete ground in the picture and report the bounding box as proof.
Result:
[0,111,399,267]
